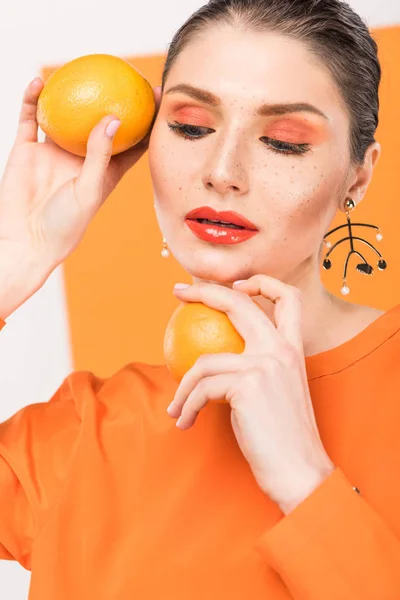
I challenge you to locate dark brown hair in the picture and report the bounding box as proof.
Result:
[161,0,381,165]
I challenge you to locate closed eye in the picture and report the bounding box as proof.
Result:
[168,122,213,139]
[167,121,311,156]
[260,136,310,156]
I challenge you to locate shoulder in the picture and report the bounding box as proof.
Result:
[0,362,175,452]
[63,361,176,416]
[0,362,175,536]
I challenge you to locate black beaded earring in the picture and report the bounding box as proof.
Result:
[322,198,387,296]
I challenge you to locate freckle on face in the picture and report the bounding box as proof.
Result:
[148,26,351,285]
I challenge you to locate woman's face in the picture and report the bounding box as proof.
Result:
[148,25,355,285]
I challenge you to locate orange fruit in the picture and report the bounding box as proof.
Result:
[37,53,156,157]
[164,302,245,401]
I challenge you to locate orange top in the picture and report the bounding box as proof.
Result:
[1,304,400,599]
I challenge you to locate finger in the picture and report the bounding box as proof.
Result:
[74,114,121,202]
[112,85,162,175]
[233,275,304,355]
[173,283,279,353]
[44,134,58,147]
[176,374,233,429]
[153,85,162,109]
[14,78,44,146]
[168,353,249,417]
[111,130,151,176]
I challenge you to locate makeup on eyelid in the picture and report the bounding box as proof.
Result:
[169,106,214,127]
[264,119,328,144]
[167,104,328,144]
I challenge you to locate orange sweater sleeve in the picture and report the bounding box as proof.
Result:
[0,373,84,570]
[255,467,400,599]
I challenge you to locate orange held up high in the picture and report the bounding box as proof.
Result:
[37,53,156,157]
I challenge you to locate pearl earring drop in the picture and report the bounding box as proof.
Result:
[161,237,170,258]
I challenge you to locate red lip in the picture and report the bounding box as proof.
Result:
[185,206,258,231]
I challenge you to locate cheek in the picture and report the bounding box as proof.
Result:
[270,158,345,216]
[258,159,346,244]
[148,122,196,200]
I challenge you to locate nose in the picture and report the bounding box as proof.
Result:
[202,138,249,196]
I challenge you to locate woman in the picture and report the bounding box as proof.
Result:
[1,0,399,598]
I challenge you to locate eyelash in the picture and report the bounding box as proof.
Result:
[167,121,311,156]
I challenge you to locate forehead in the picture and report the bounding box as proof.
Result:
[166,25,347,123]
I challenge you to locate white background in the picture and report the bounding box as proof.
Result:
[0,0,399,597]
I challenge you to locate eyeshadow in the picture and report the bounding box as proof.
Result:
[263,117,328,144]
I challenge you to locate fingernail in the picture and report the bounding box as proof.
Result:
[174,283,190,290]
[233,280,246,285]
[106,120,121,138]
[176,417,183,427]
[166,402,174,414]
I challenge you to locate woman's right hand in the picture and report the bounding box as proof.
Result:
[0,78,161,319]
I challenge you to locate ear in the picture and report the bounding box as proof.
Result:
[343,141,381,210]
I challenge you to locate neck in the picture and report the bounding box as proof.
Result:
[251,274,343,358]
[192,264,354,358]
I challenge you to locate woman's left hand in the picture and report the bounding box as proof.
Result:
[167,275,336,514]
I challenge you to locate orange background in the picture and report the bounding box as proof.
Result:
[42,26,400,377]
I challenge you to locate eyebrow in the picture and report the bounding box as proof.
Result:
[165,83,329,121]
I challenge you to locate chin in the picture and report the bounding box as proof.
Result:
[172,247,253,284]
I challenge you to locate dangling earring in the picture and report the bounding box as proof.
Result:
[161,237,170,258]
[322,198,387,296]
